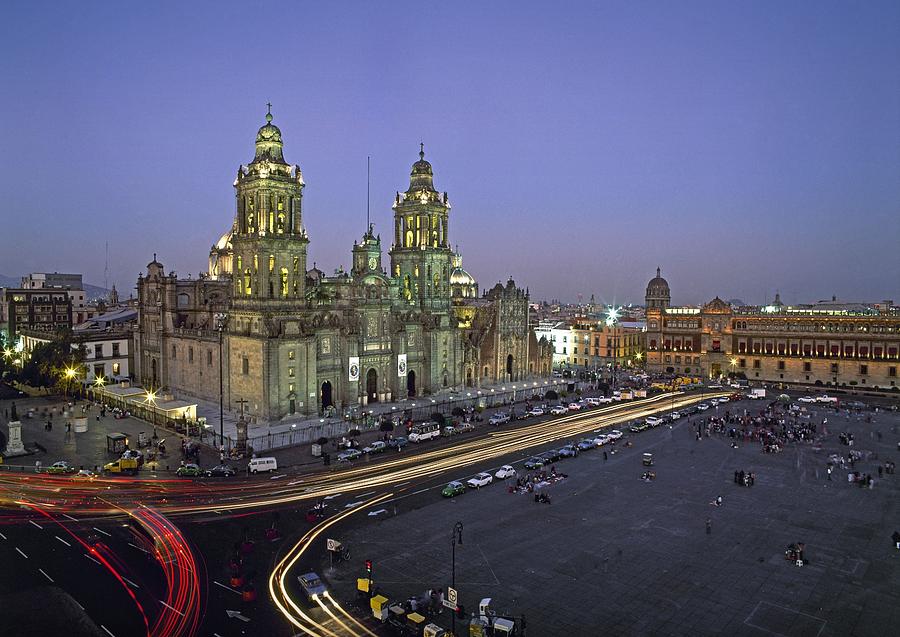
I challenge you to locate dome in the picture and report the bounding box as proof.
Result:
[450,267,476,287]
[646,266,669,292]
[409,143,436,192]
[252,109,286,164]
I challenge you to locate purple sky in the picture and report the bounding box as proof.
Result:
[1,1,898,306]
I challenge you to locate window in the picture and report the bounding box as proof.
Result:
[889,367,896,377]
[94,344,103,358]
[242,357,249,375]
[287,367,295,378]
[859,365,867,375]
[804,362,811,372]
[288,350,295,360]
[753,360,761,369]
[777,361,785,370]
[112,363,120,375]
[830,363,839,374]
[739,358,746,368]
[112,343,120,356]
[171,345,177,359]
[188,347,194,363]
[207,350,213,366]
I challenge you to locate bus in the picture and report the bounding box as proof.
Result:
[408,422,440,443]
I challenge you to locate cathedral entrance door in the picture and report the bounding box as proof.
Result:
[150,358,158,385]
[321,381,333,410]
[506,354,514,380]
[366,369,378,403]
[407,370,416,397]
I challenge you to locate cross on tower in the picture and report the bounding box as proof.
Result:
[266,102,272,116]
[235,398,249,420]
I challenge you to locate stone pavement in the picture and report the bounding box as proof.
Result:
[330,397,900,636]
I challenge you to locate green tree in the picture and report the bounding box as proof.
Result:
[18,333,86,392]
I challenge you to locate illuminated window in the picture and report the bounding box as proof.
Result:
[280,267,289,297]
[112,363,120,375]
[288,367,295,377]
[269,255,275,272]
[288,350,295,360]
[244,269,252,295]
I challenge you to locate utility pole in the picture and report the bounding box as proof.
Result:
[451,521,463,636]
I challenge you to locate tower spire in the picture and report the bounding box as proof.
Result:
[366,155,370,230]
[266,101,272,121]
[419,142,424,160]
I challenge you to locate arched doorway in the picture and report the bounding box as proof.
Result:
[150,358,158,385]
[406,370,416,397]
[321,381,333,410]
[506,354,513,377]
[366,368,378,403]
[465,368,473,387]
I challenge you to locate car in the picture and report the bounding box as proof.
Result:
[175,463,203,477]
[297,572,327,601]
[441,481,466,498]
[46,461,76,474]
[73,469,97,480]
[629,423,648,433]
[817,395,838,404]
[456,422,475,433]
[646,416,663,427]
[337,449,362,462]
[708,384,723,390]
[362,441,387,454]
[495,465,516,479]
[441,426,457,437]
[527,408,545,417]
[593,434,611,446]
[797,396,816,404]
[466,472,493,489]
[567,402,582,411]
[523,457,548,470]
[696,403,710,411]
[122,449,143,460]
[540,449,562,462]
[670,411,683,420]
[577,438,595,451]
[550,405,568,416]
[607,429,623,440]
[597,396,614,404]
[558,445,578,458]
[204,464,237,478]
[489,413,511,425]
[585,397,601,407]
[386,436,408,449]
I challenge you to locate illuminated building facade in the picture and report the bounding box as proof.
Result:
[644,272,900,390]
[134,112,548,421]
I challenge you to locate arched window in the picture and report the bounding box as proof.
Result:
[268,255,275,273]
[244,269,252,296]
[280,267,289,297]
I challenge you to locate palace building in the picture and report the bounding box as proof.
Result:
[133,111,551,422]
[644,272,900,391]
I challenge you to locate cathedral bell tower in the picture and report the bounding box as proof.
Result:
[230,107,308,307]
[352,224,383,278]
[389,144,453,311]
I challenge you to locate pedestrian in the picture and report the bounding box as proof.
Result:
[706,518,712,534]
[603,451,607,461]
[878,465,883,478]
[827,466,832,480]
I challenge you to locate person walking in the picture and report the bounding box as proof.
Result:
[706,518,712,534]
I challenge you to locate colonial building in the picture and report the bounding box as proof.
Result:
[644,271,900,390]
[133,112,550,422]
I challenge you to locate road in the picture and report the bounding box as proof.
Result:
[1,390,723,636]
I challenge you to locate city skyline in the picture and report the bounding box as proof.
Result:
[1,2,898,305]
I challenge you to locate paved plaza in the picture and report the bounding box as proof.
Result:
[331,398,900,636]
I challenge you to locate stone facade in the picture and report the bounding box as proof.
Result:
[133,112,550,423]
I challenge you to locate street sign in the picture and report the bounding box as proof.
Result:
[326,538,337,551]
[447,587,458,604]
[443,599,457,610]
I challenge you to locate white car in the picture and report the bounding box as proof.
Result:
[495,465,516,480]
[797,396,817,404]
[645,416,662,427]
[567,402,582,411]
[816,395,838,404]
[467,472,493,489]
[585,397,601,406]
[593,434,610,447]
[607,429,623,440]
[527,408,545,417]
[696,403,710,411]
[597,397,614,404]
[550,405,568,416]
[489,413,511,425]
[362,441,387,454]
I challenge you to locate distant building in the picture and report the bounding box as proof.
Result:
[19,272,91,323]
[4,288,73,338]
[644,271,900,390]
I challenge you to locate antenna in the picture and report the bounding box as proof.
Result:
[104,241,109,291]
[366,155,371,231]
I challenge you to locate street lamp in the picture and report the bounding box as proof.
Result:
[63,366,77,398]
[451,521,463,635]
[215,312,229,453]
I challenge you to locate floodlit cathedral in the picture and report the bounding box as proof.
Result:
[134,111,551,421]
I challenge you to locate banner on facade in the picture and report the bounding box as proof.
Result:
[348,357,360,382]
[397,354,407,378]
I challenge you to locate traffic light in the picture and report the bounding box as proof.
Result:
[365,559,372,577]
[456,604,465,619]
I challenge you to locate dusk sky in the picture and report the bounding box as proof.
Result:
[1,1,898,306]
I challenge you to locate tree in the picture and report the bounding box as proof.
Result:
[18,333,86,391]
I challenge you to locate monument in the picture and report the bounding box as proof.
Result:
[4,421,27,456]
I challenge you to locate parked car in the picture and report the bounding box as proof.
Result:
[466,472,493,489]
[629,423,648,433]
[696,403,710,411]
[495,465,516,479]
[585,397,601,407]
[558,444,578,458]
[297,572,327,601]
[593,434,610,446]
[337,449,362,462]
[175,463,203,477]
[797,396,817,404]
[540,449,562,462]
[362,441,387,454]
[386,436,408,449]
[441,426,457,437]
[489,413,511,425]
[205,464,237,478]
[646,416,663,427]
[441,481,466,498]
[248,457,278,473]
[523,457,548,470]
[567,402,582,412]
[527,408,545,417]
[550,405,568,416]
[45,461,76,475]
[607,429,623,440]
[577,438,595,451]
[456,422,475,433]
[597,396,614,404]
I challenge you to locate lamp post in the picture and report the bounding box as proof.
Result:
[215,312,229,454]
[451,521,463,636]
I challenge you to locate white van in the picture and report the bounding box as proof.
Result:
[248,457,278,474]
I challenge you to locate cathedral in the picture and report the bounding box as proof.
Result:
[133,111,551,422]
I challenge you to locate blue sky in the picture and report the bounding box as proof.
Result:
[1,1,898,305]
